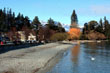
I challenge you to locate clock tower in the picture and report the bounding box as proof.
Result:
[68,10,80,40]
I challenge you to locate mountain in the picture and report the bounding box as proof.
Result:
[40,20,83,31]
[62,24,83,31]
[40,20,47,26]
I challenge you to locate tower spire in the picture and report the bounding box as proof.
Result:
[70,10,78,28]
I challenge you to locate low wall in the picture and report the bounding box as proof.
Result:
[0,43,42,54]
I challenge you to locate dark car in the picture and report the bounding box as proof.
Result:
[0,37,3,45]
[0,36,11,45]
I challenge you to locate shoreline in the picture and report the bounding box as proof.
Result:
[36,40,109,73]
[36,44,73,73]
[0,40,108,73]
[0,42,73,73]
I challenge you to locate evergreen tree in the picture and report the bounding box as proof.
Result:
[99,18,103,28]
[9,8,12,17]
[57,22,65,32]
[0,9,4,31]
[32,16,41,29]
[0,8,32,32]
[103,16,110,39]
[24,16,31,28]
[46,18,55,29]
[88,20,98,31]
[32,16,41,25]
[98,18,104,33]
[0,8,8,32]
[11,12,15,26]
[7,8,13,29]
[83,23,88,34]
[15,13,25,30]
[47,18,54,25]
[3,8,6,14]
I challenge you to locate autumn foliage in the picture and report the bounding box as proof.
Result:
[7,27,20,41]
[86,31,106,40]
[68,28,80,40]
[38,27,56,41]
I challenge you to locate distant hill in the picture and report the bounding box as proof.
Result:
[40,20,83,32]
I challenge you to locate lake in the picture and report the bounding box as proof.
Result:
[47,41,110,73]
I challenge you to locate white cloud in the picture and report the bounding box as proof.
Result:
[91,5,110,14]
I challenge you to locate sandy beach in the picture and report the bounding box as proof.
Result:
[0,42,73,73]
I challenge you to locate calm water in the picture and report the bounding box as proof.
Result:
[47,41,110,73]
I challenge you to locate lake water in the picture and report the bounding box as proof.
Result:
[47,41,110,73]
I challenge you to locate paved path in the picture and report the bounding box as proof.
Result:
[0,42,73,73]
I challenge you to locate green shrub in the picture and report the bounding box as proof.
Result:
[50,33,68,41]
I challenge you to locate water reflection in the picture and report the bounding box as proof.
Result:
[84,41,110,57]
[71,45,80,64]
[71,45,80,73]
[47,41,110,73]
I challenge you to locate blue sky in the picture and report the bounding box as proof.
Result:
[0,0,110,27]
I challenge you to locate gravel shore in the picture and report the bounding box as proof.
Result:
[0,42,73,73]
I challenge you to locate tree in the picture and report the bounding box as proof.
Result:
[15,13,23,30]
[83,23,88,34]
[88,20,98,31]
[38,26,56,41]
[21,25,31,40]
[47,18,54,25]
[32,16,41,25]
[31,16,41,40]
[24,16,31,28]
[103,16,110,39]
[100,18,103,28]
[0,9,3,31]
[11,12,15,27]
[82,20,105,40]
[56,22,65,32]
[0,8,8,32]
[0,8,32,32]
[46,18,55,30]
[98,18,104,33]
[7,26,20,41]
[50,33,68,41]
[7,8,13,29]
[32,16,41,30]
[87,31,106,40]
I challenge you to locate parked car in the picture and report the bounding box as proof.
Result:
[0,36,14,45]
[0,37,4,45]
[0,37,3,44]
[3,37,10,44]
[13,40,23,45]
[26,40,36,44]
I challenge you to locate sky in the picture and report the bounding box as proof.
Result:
[0,0,110,28]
